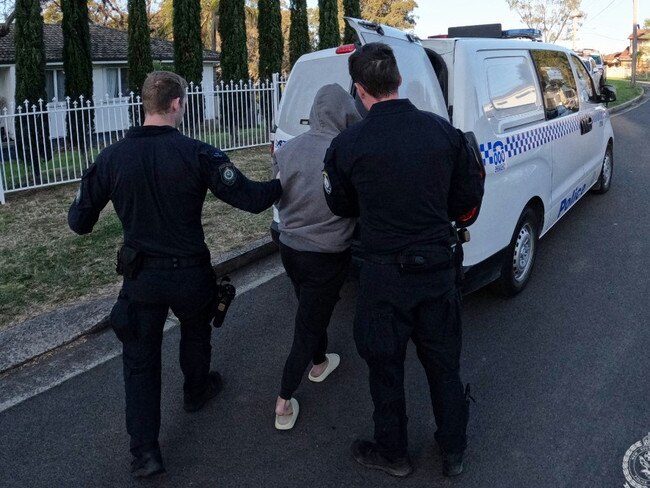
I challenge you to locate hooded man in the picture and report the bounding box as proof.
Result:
[271,84,362,430]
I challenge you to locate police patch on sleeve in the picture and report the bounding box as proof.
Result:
[322,171,332,195]
[219,164,238,187]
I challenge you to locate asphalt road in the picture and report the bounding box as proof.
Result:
[1,94,649,488]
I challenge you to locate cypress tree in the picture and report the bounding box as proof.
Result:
[128,0,153,96]
[62,0,93,144]
[258,0,283,81]
[173,0,203,86]
[218,0,249,82]
[289,0,309,68]
[318,0,339,49]
[14,0,50,183]
[342,0,360,44]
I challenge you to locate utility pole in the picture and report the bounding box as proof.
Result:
[631,0,638,85]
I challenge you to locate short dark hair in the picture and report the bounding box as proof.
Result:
[142,71,187,115]
[348,43,400,98]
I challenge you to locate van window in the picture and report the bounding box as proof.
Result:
[569,54,595,102]
[485,56,539,116]
[277,56,351,137]
[531,50,579,120]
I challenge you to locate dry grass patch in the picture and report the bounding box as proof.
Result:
[0,146,273,329]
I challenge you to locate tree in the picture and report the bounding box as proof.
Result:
[13,0,50,183]
[218,0,249,81]
[174,0,204,86]
[289,0,309,67]
[361,0,417,29]
[644,18,649,30]
[506,0,584,44]
[342,0,359,43]
[318,0,338,49]
[128,0,153,102]
[258,0,283,80]
[62,0,93,144]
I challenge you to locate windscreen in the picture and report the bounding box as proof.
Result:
[276,55,352,138]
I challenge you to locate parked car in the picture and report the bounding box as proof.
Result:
[272,19,617,295]
[580,56,603,88]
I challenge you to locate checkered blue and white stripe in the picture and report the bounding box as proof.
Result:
[479,115,583,166]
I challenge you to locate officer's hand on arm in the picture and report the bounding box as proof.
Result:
[201,147,282,214]
[322,141,359,218]
[68,159,111,235]
[448,129,485,224]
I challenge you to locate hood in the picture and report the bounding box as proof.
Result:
[308,83,361,134]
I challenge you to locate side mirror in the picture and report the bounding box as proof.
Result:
[600,84,617,104]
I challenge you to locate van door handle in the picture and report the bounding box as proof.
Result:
[580,116,593,135]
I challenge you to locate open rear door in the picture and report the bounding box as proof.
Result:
[345,17,448,120]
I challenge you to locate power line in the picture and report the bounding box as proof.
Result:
[583,0,625,26]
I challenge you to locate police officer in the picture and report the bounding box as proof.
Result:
[68,71,282,478]
[323,43,484,478]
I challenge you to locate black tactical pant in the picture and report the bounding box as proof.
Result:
[110,263,216,456]
[279,243,350,400]
[355,255,468,460]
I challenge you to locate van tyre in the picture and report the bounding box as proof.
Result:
[495,207,540,297]
[591,145,613,194]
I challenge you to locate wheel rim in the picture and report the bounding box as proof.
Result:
[601,150,612,188]
[512,223,535,283]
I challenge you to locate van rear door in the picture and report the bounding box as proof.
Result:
[345,18,448,120]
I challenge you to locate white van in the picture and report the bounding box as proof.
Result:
[272,19,616,295]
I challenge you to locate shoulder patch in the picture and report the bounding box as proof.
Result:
[322,171,332,195]
[219,164,238,187]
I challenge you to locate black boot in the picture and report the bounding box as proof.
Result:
[350,439,413,478]
[130,449,165,478]
[183,371,223,412]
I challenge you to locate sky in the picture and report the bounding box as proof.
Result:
[307,0,649,55]
[412,0,649,54]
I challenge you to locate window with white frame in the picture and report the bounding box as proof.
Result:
[104,67,129,98]
[45,69,66,102]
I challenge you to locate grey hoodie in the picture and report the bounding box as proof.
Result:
[272,84,361,253]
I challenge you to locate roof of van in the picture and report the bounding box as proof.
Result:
[422,37,573,53]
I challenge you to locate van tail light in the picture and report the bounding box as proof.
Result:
[456,207,479,227]
[336,44,356,55]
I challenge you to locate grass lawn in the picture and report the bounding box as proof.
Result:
[605,79,645,108]
[0,145,274,330]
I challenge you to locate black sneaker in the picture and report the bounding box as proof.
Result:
[350,439,413,478]
[130,449,165,478]
[442,451,464,477]
[183,371,223,412]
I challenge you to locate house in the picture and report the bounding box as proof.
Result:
[610,29,649,68]
[0,24,219,138]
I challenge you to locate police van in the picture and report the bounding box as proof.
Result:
[272,18,616,295]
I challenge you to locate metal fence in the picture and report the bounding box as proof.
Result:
[0,73,286,204]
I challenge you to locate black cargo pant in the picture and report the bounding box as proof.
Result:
[279,243,350,400]
[110,263,216,456]
[355,249,468,460]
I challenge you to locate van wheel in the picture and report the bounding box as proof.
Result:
[591,145,613,194]
[494,207,539,297]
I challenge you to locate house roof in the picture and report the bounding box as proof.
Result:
[0,23,219,65]
[628,29,649,40]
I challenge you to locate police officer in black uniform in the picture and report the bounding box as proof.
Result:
[68,71,282,478]
[323,43,484,478]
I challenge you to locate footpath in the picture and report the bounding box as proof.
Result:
[0,84,646,376]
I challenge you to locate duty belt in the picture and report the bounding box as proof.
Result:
[141,254,211,269]
[364,250,453,271]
